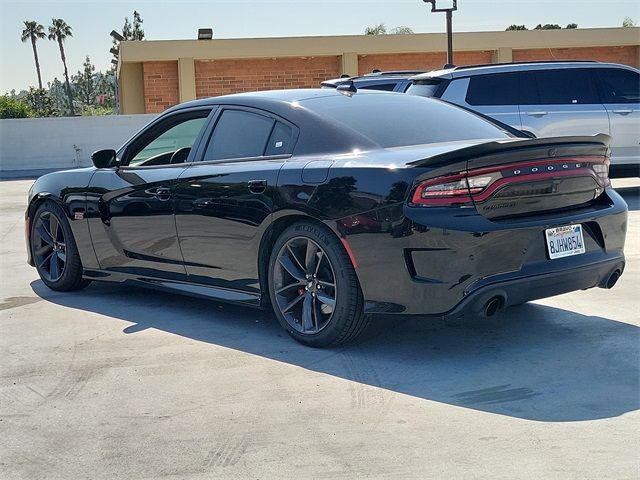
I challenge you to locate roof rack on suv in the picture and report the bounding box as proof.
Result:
[362,70,427,77]
[453,60,600,71]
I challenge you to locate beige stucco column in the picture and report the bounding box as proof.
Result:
[178,57,197,103]
[492,47,513,64]
[119,62,144,114]
[340,52,359,76]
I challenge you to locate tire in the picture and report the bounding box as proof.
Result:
[268,221,368,347]
[31,201,91,292]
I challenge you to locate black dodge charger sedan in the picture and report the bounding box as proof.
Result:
[26,89,627,347]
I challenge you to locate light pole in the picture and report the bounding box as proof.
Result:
[423,0,458,67]
[110,30,124,114]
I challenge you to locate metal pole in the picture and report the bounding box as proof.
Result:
[446,9,453,65]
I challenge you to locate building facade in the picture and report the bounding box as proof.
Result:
[117,28,640,114]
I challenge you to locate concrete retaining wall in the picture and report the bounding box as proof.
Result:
[0,114,156,178]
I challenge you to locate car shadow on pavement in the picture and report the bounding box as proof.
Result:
[31,280,639,423]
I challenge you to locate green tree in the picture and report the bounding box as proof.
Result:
[389,26,414,34]
[25,87,58,117]
[506,24,528,31]
[534,24,562,30]
[622,17,636,27]
[365,23,387,35]
[73,55,96,109]
[0,96,33,118]
[566,23,578,29]
[20,21,46,89]
[132,10,145,40]
[48,18,75,115]
[47,77,67,112]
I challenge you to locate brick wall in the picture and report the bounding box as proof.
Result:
[513,45,639,67]
[142,61,179,113]
[195,56,340,99]
[358,51,494,74]
[137,46,639,113]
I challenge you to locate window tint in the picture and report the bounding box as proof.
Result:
[204,110,274,161]
[466,73,520,106]
[406,79,444,98]
[359,83,397,91]
[302,93,510,148]
[128,113,209,166]
[597,68,640,103]
[533,69,599,104]
[265,122,294,156]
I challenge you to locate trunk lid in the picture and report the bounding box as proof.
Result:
[409,135,611,219]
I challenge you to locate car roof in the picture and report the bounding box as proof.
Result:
[322,70,427,87]
[410,61,639,80]
[166,88,391,114]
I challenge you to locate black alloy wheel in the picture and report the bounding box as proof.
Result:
[268,221,368,347]
[273,236,337,334]
[33,210,67,282]
[31,201,91,291]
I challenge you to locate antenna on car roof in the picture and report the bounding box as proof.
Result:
[443,63,456,69]
[371,69,381,73]
[336,80,358,97]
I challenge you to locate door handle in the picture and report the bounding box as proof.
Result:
[611,109,633,115]
[146,186,171,201]
[248,179,267,194]
[525,111,548,117]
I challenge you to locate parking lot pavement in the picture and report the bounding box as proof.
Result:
[1,178,638,479]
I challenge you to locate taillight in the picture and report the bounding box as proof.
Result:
[411,156,610,207]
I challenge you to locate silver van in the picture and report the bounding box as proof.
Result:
[408,62,639,172]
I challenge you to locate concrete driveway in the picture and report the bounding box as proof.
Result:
[1,179,638,479]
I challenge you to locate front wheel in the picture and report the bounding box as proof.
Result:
[31,201,91,292]
[268,221,368,347]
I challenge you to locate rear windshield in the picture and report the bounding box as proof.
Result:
[406,79,444,98]
[302,92,511,148]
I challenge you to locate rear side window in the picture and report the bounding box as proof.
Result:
[596,68,640,103]
[531,69,599,105]
[406,79,444,98]
[265,122,294,156]
[466,73,520,106]
[204,110,274,161]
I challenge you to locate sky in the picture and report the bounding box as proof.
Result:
[1,0,639,93]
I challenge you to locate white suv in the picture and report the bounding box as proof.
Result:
[408,61,639,174]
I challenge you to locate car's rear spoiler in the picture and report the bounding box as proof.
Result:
[407,134,612,168]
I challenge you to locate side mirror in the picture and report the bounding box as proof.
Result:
[91,149,117,168]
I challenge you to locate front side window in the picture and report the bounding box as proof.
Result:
[531,69,599,105]
[127,111,210,166]
[597,68,640,104]
[466,72,520,106]
[204,110,275,161]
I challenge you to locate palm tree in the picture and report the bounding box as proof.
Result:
[48,18,74,115]
[21,21,46,89]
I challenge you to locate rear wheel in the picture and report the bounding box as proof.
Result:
[31,201,90,291]
[268,221,368,347]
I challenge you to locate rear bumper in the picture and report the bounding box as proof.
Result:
[444,255,624,318]
[342,188,628,315]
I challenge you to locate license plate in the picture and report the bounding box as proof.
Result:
[545,224,586,260]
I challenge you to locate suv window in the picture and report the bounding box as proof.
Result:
[466,72,520,106]
[530,69,599,105]
[127,111,210,166]
[596,68,640,103]
[204,110,274,161]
